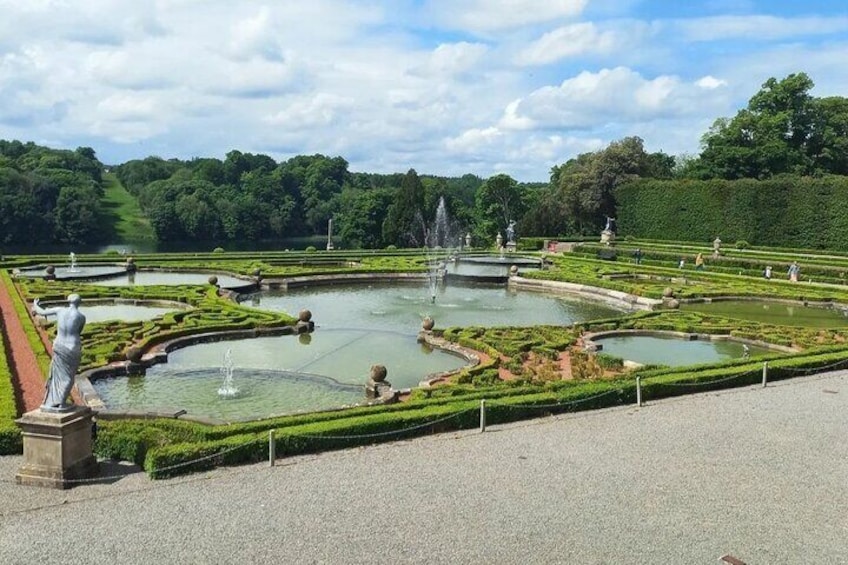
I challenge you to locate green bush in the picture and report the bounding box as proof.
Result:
[213,247,225,253]
[305,246,317,253]
[735,240,750,250]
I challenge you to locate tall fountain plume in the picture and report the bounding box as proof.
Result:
[218,348,239,397]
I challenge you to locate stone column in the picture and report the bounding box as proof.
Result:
[16,406,98,489]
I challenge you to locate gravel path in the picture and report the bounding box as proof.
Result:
[1,372,846,564]
[0,276,46,412]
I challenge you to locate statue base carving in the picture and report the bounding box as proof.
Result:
[600,229,615,245]
[15,406,98,489]
[505,242,517,253]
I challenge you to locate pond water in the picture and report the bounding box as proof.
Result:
[16,265,127,279]
[249,282,623,332]
[680,300,848,327]
[89,271,247,287]
[82,304,179,324]
[594,334,772,367]
[92,330,465,421]
[93,281,626,420]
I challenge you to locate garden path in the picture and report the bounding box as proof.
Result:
[0,279,46,412]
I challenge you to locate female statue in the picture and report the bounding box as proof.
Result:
[32,294,86,411]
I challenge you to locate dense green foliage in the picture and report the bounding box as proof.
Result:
[615,176,848,249]
[0,140,105,244]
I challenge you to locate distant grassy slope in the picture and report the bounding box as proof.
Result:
[99,172,156,242]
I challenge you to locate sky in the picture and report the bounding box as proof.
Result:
[1,0,847,181]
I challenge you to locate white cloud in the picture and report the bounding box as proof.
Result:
[696,75,727,89]
[515,23,618,65]
[508,67,731,128]
[1,1,848,181]
[423,0,587,33]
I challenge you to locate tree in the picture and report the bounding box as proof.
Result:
[474,174,525,241]
[53,185,102,243]
[553,136,661,233]
[383,169,426,247]
[692,73,848,179]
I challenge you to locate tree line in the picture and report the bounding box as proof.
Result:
[0,140,103,245]
[2,72,847,248]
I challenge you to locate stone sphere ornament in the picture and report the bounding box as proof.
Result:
[422,317,435,331]
[46,265,56,275]
[298,309,312,322]
[208,275,219,286]
[370,364,388,382]
[662,287,674,298]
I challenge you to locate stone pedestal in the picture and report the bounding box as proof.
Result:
[15,406,98,489]
[600,229,615,245]
[505,241,517,253]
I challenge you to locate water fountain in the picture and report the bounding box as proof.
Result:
[217,349,239,397]
[68,252,79,273]
[424,196,453,304]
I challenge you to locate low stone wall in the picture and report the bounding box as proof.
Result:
[263,272,428,290]
[416,331,481,387]
[508,276,662,311]
[582,328,799,355]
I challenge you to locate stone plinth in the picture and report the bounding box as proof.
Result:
[15,406,98,489]
[600,229,615,245]
[505,241,517,253]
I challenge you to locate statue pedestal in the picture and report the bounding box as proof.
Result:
[505,241,517,253]
[15,406,98,489]
[600,229,615,245]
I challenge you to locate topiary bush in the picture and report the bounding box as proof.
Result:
[213,247,225,253]
[305,246,317,253]
[735,240,750,250]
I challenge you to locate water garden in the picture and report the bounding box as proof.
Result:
[4,237,848,479]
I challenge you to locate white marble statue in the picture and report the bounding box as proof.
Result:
[31,294,86,412]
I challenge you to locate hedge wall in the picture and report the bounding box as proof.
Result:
[615,176,848,249]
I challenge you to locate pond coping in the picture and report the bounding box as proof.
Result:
[581,328,800,356]
[678,296,848,310]
[260,272,428,290]
[415,331,481,388]
[508,275,662,311]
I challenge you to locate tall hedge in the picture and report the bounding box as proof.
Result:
[615,176,848,249]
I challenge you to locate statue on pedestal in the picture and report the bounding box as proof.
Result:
[506,220,516,244]
[600,216,616,245]
[31,294,86,412]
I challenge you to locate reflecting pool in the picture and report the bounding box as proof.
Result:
[680,300,848,327]
[93,281,626,420]
[594,334,771,367]
[90,271,247,287]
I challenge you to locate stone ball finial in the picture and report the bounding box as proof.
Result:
[46,265,55,275]
[666,298,680,309]
[509,265,519,276]
[370,364,387,382]
[125,346,144,363]
[422,316,435,331]
[298,309,312,322]
[662,287,674,298]
[126,257,135,265]
[208,275,219,286]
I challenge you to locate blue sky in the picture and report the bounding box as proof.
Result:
[1,0,847,181]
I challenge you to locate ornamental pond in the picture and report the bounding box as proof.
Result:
[91,281,626,421]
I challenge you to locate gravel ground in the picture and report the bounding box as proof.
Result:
[1,372,847,565]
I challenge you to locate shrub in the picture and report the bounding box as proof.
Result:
[305,246,317,253]
[385,245,397,250]
[735,240,750,250]
[212,247,225,253]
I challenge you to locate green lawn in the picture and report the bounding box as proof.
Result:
[99,172,156,242]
